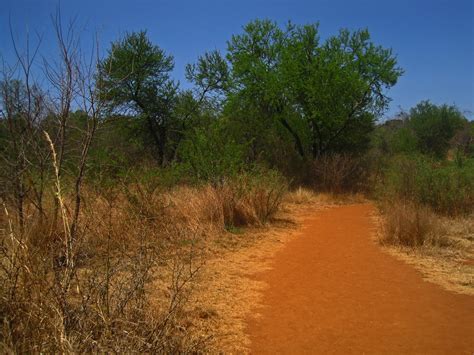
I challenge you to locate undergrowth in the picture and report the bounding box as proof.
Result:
[0,171,287,352]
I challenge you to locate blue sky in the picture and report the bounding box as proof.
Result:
[1,0,473,119]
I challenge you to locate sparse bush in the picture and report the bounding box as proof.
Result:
[162,170,288,229]
[286,187,317,204]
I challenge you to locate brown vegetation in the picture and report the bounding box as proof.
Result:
[380,201,447,247]
[378,200,474,294]
[312,153,371,194]
[0,176,287,352]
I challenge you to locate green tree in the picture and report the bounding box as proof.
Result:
[213,19,403,162]
[408,101,466,158]
[185,50,229,105]
[371,116,418,156]
[225,20,304,160]
[177,121,245,183]
[282,25,403,157]
[98,31,177,166]
[166,50,230,160]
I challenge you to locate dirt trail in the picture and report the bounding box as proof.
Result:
[246,204,474,354]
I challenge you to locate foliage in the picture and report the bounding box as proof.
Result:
[451,121,474,156]
[373,102,468,159]
[378,154,474,215]
[185,50,229,101]
[177,121,245,183]
[221,20,403,160]
[371,122,418,156]
[93,21,404,183]
[408,101,466,158]
[98,31,178,165]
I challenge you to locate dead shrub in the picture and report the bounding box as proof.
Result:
[312,153,370,194]
[164,185,224,229]
[381,200,446,247]
[164,172,288,229]
[0,169,288,352]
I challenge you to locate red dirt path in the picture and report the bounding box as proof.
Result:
[246,204,474,354]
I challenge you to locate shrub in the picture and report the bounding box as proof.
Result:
[379,155,474,215]
[312,153,371,193]
[408,101,466,158]
[381,200,445,247]
[135,169,288,231]
[218,169,288,227]
[177,123,245,184]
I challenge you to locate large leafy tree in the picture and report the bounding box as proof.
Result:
[282,25,403,157]
[225,20,301,161]
[216,20,403,159]
[170,50,230,155]
[98,31,177,166]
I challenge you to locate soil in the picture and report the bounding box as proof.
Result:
[246,203,474,354]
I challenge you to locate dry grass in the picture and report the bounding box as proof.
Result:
[164,177,287,230]
[0,175,289,352]
[183,197,329,353]
[380,200,447,247]
[285,187,319,204]
[0,187,208,352]
[286,187,366,206]
[376,201,474,295]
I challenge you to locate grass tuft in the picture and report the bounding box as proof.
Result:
[380,200,446,247]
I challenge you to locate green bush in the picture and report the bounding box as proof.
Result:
[379,154,474,215]
[177,123,246,184]
[408,101,466,158]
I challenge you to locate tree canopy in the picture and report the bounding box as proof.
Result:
[220,20,403,160]
[98,31,177,165]
[408,101,467,157]
[92,21,406,176]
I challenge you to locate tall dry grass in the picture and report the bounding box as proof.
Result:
[0,190,206,352]
[162,174,287,229]
[0,175,287,352]
[379,199,474,294]
[380,200,447,247]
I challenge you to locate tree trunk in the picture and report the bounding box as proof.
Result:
[280,118,305,159]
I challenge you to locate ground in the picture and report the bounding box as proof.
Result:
[186,199,474,353]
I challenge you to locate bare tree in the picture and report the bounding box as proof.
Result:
[43,9,80,228]
[0,22,48,230]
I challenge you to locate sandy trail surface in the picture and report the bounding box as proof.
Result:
[246,203,474,354]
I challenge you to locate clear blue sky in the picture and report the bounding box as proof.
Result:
[1,0,473,119]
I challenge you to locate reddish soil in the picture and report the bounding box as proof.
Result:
[247,204,474,354]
